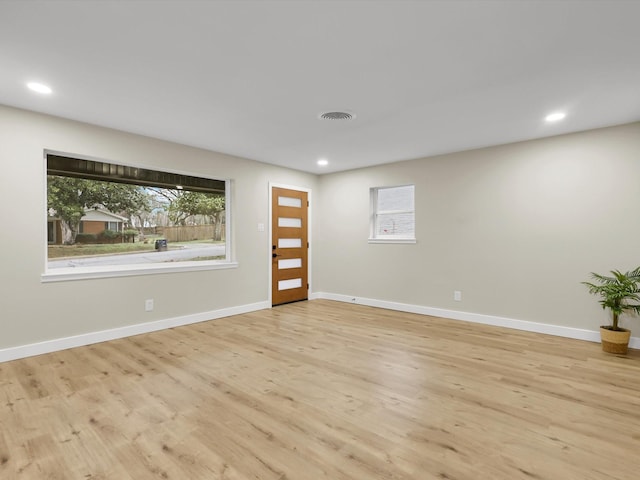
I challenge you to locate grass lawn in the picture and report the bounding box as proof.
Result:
[164,255,225,262]
[48,243,157,258]
[171,239,225,246]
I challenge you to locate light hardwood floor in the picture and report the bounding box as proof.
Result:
[1,300,639,479]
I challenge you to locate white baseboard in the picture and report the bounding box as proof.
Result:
[314,292,640,350]
[4,294,637,363]
[0,301,270,363]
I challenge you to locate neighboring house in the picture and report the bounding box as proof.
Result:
[47,216,62,245]
[79,208,127,234]
[47,209,128,244]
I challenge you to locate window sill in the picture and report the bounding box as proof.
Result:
[41,261,239,283]
[368,238,416,244]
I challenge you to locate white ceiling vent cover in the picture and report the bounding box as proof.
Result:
[319,111,355,121]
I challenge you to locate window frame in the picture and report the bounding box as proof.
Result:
[41,150,236,283]
[106,221,120,232]
[368,184,416,244]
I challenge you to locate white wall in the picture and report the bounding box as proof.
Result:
[0,105,317,351]
[315,122,640,334]
[2,103,639,356]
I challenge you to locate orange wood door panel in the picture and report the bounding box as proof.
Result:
[272,187,308,306]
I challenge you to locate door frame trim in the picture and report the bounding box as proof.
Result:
[268,182,312,306]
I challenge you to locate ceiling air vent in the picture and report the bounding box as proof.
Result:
[319,111,355,121]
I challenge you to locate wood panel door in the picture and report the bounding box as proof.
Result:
[272,187,308,306]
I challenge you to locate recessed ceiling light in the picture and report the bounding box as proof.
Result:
[545,112,566,122]
[317,159,329,166]
[319,111,355,121]
[27,82,52,94]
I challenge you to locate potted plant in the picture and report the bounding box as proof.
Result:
[582,267,640,354]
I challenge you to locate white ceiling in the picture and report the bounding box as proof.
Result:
[1,1,639,174]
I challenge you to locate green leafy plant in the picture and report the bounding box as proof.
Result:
[101,229,120,239]
[75,233,98,244]
[582,267,640,331]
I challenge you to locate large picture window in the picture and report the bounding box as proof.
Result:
[369,185,415,243]
[44,153,233,281]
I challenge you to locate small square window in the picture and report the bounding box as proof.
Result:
[369,185,416,243]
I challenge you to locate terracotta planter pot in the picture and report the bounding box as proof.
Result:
[599,327,631,354]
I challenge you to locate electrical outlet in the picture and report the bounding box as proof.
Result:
[145,299,154,311]
[454,290,462,302]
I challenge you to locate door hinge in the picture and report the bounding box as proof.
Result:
[307,283,309,290]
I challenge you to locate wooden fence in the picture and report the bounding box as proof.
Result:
[158,224,225,242]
